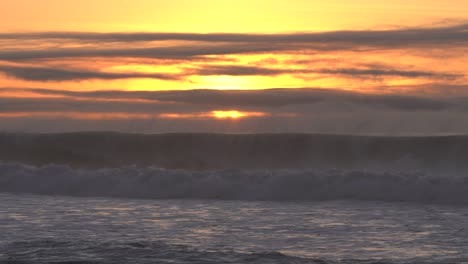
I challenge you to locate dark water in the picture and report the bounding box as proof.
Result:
[1,193,468,264]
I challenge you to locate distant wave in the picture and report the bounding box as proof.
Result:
[1,162,468,204]
[1,132,468,172]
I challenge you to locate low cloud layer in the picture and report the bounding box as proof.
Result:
[1,23,467,134]
[0,65,180,81]
[0,23,466,90]
[1,87,467,113]
[0,23,468,61]
[1,23,468,46]
[0,64,459,82]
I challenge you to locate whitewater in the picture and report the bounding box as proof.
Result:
[2,132,468,263]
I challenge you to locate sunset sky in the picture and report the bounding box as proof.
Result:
[1,0,468,134]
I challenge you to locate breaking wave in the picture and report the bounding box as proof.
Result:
[1,162,468,204]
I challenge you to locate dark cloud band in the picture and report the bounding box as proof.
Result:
[0,64,459,81]
[0,65,180,81]
[0,23,467,61]
[1,87,465,112]
[1,23,467,44]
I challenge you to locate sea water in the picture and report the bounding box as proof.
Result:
[2,133,468,263]
[1,193,468,263]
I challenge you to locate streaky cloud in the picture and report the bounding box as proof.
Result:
[0,64,459,81]
[316,68,461,80]
[1,87,465,111]
[0,23,468,61]
[193,65,460,79]
[0,65,180,81]
[0,43,286,61]
[0,23,467,44]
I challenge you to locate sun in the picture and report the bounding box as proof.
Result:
[211,110,268,119]
[211,110,247,119]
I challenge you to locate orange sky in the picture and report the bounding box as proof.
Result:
[1,0,467,91]
[2,0,468,32]
[0,1,467,133]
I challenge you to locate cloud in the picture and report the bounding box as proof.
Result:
[1,87,465,112]
[0,23,467,61]
[0,64,459,82]
[192,65,300,76]
[0,96,200,114]
[0,23,466,134]
[0,65,180,81]
[1,23,467,45]
[2,87,468,134]
[315,68,461,79]
[0,43,286,61]
[193,65,460,79]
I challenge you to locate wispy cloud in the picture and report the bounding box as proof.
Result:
[1,23,468,61]
[1,87,468,134]
[193,65,460,79]
[1,23,467,45]
[1,87,466,111]
[0,43,283,61]
[0,65,180,81]
[0,23,467,134]
[0,64,459,81]
[315,68,461,79]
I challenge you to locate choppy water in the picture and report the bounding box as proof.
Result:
[1,193,468,263]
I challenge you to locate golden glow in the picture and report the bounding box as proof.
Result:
[160,111,268,119]
[2,47,464,93]
[158,113,201,119]
[212,110,245,119]
[1,0,467,32]
[0,111,270,120]
[211,111,266,119]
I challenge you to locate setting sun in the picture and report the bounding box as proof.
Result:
[211,110,266,119]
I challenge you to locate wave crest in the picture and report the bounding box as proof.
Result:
[1,162,467,204]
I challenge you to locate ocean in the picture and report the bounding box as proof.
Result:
[1,133,468,263]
